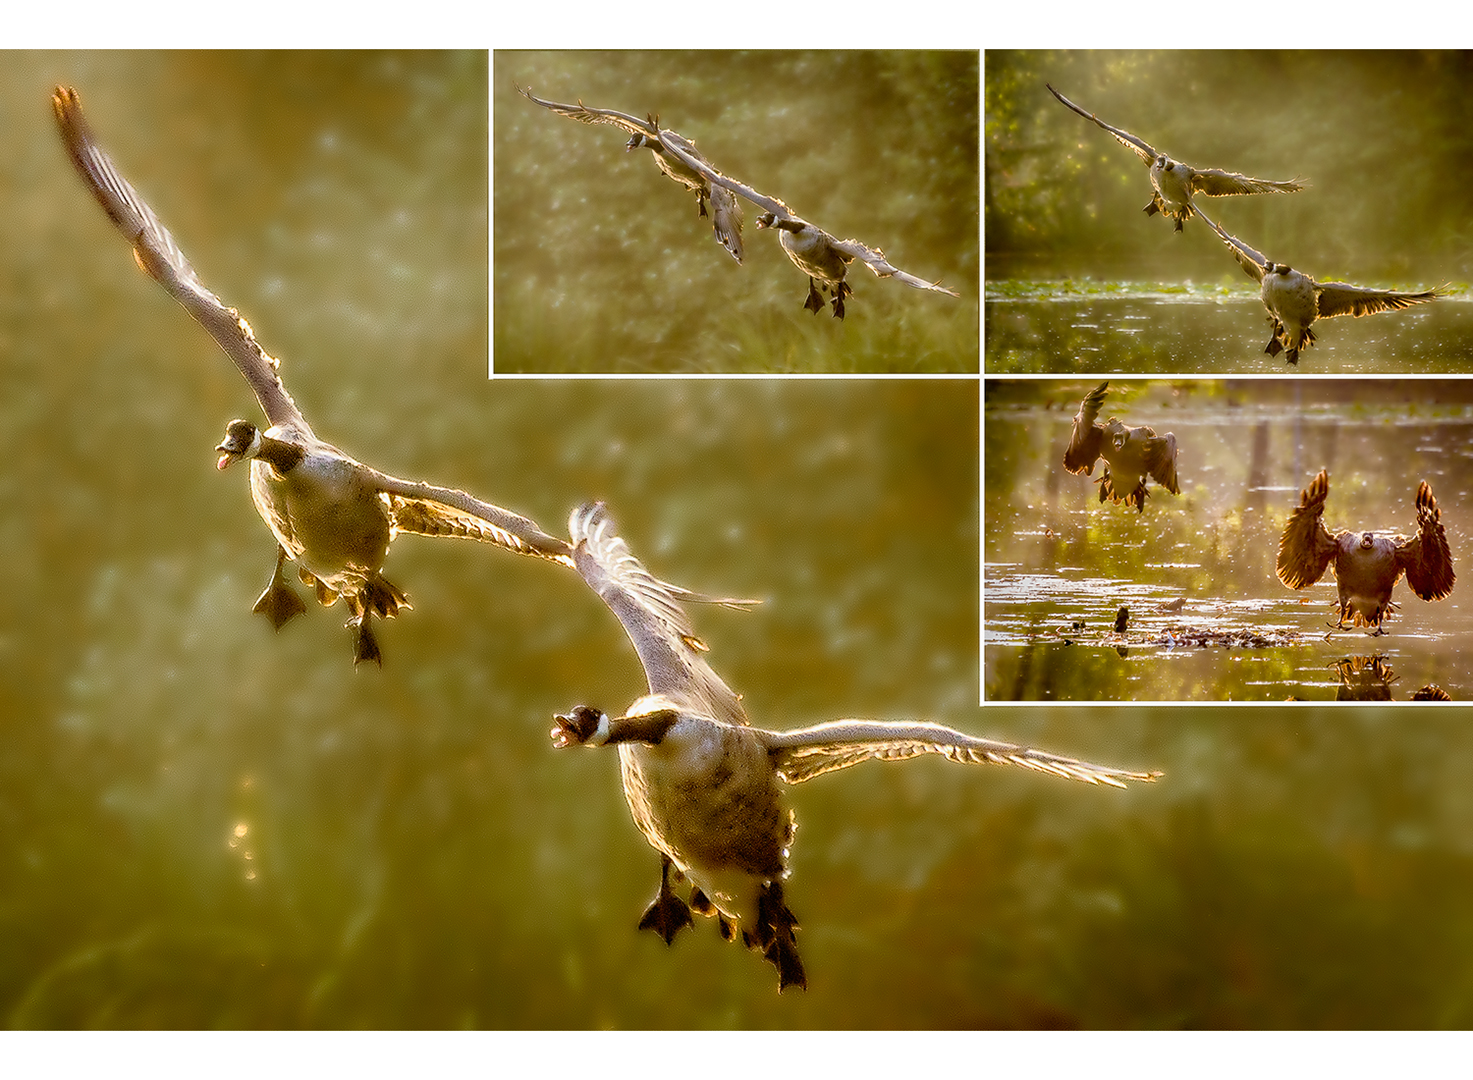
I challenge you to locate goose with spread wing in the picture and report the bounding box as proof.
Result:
[517,85,743,264]
[1196,205,1442,366]
[551,503,1158,992]
[653,136,958,320]
[1062,382,1180,513]
[1278,470,1455,633]
[54,86,575,666]
[1047,84,1304,233]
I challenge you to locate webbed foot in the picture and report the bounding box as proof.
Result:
[747,881,806,992]
[254,547,307,630]
[638,857,693,945]
[347,610,383,667]
[803,279,825,314]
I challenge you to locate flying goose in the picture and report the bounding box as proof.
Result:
[1047,84,1305,233]
[54,85,576,665]
[1062,382,1180,513]
[516,85,743,264]
[1278,470,1455,633]
[551,503,1159,991]
[1196,205,1442,366]
[653,136,959,320]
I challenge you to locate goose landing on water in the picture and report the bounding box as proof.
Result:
[54,86,577,666]
[1195,205,1443,366]
[1047,83,1305,233]
[1062,382,1180,514]
[551,503,1159,991]
[1278,470,1455,633]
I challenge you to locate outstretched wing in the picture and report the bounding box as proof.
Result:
[705,180,745,264]
[657,133,796,221]
[516,84,655,140]
[1062,381,1108,475]
[1046,84,1157,166]
[569,502,758,725]
[1277,469,1342,589]
[762,719,1161,787]
[1189,168,1305,198]
[1192,205,1269,285]
[1397,480,1456,602]
[1315,280,1442,320]
[357,467,576,566]
[826,236,959,296]
[1143,431,1180,494]
[53,86,308,433]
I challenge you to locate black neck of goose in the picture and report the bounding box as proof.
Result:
[256,435,305,474]
[773,219,804,234]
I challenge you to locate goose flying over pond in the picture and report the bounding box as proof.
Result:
[54,85,576,666]
[1278,470,1455,633]
[517,85,743,264]
[1196,206,1442,366]
[1046,84,1304,233]
[551,503,1158,991]
[653,136,958,320]
[1062,382,1180,513]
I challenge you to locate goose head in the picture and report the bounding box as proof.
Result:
[215,419,261,471]
[1154,155,1175,173]
[1270,263,1293,276]
[756,211,803,234]
[625,133,652,153]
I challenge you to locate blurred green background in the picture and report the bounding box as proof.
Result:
[495,50,979,373]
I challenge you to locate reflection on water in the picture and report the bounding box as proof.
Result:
[985,285,1469,374]
[985,379,1473,701]
[494,50,980,373]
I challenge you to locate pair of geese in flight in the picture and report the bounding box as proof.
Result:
[1047,85,1442,365]
[54,86,1154,992]
[517,85,959,320]
[1063,383,1456,633]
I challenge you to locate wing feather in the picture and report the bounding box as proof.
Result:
[1192,204,1269,285]
[1277,470,1341,589]
[1398,481,1456,602]
[1315,280,1442,320]
[53,86,307,433]
[762,719,1160,787]
[1062,382,1108,475]
[1189,169,1305,198]
[825,236,959,296]
[516,84,654,139]
[569,503,757,725]
[1046,84,1157,166]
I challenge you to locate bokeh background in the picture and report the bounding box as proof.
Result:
[495,50,979,373]
[986,50,1472,374]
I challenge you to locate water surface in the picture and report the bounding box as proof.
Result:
[986,379,1473,701]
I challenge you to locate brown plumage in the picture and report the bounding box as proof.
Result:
[1062,382,1180,513]
[552,503,1159,992]
[1277,470,1456,632]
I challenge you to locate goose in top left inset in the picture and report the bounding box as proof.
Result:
[53,86,576,666]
